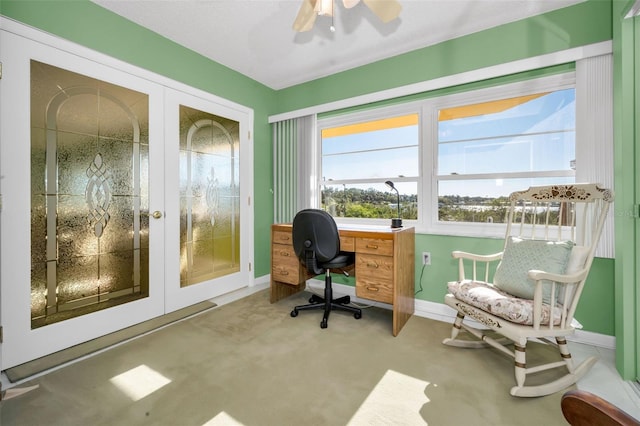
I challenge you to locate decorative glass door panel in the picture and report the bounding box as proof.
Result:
[179,105,240,287]
[30,60,151,328]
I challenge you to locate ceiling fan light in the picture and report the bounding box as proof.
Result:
[343,0,360,8]
[315,0,334,16]
[293,0,400,32]
[363,0,402,23]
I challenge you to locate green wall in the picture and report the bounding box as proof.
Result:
[612,0,638,380]
[1,0,624,341]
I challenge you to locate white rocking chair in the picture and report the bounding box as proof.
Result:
[443,184,614,397]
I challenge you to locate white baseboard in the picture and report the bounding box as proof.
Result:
[208,277,270,307]
[252,274,271,287]
[567,329,615,349]
[261,275,616,351]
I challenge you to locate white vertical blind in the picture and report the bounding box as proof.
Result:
[296,115,318,211]
[273,115,316,223]
[576,53,614,258]
[273,119,296,223]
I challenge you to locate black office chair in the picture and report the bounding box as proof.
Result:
[290,209,362,329]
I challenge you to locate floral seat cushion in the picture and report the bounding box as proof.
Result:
[447,280,562,326]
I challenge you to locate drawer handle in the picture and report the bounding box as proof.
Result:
[279,270,289,276]
[366,262,379,268]
[279,236,290,241]
[366,286,379,292]
[366,244,379,249]
[280,251,290,256]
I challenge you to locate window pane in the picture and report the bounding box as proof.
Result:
[438,90,575,142]
[439,133,575,175]
[322,114,419,181]
[324,145,418,180]
[436,88,576,224]
[438,89,575,175]
[322,182,417,220]
[437,177,574,223]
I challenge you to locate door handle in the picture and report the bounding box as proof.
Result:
[146,211,163,219]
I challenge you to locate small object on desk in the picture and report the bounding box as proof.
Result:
[385,180,403,228]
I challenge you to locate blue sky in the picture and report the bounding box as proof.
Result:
[322,88,575,198]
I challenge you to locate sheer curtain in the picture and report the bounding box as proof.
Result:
[272,115,317,223]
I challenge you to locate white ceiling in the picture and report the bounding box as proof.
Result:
[92,0,584,90]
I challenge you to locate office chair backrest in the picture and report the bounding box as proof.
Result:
[292,209,340,275]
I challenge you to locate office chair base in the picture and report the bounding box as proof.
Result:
[290,300,362,329]
[290,282,362,329]
[306,294,350,306]
[308,294,323,304]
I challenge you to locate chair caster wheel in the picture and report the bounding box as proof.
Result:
[290,309,298,317]
[354,312,362,319]
[309,295,322,304]
[320,319,328,329]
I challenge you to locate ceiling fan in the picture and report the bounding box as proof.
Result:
[293,0,402,32]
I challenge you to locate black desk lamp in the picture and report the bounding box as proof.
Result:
[385,180,402,228]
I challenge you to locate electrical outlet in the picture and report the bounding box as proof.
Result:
[422,252,431,265]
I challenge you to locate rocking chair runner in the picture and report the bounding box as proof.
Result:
[443,183,614,397]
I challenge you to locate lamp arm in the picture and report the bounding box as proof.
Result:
[385,180,403,228]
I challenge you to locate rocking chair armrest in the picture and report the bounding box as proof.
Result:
[451,251,503,262]
[528,268,589,284]
[528,268,589,328]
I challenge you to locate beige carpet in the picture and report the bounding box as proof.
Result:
[0,290,571,425]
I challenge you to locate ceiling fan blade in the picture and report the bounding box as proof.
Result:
[293,0,319,32]
[362,0,402,23]
[342,0,361,9]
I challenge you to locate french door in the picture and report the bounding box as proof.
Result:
[0,23,253,370]
[163,88,253,313]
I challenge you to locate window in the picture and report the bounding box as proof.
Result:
[435,88,576,225]
[319,108,420,222]
[300,59,612,253]
[314,71,611,242]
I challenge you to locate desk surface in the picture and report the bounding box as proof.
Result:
[273,223,408,239]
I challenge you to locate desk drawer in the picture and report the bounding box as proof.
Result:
[355,253,393,304]
[356,277,393,304]
[356,238,393,256]
[271,265,304,285]
[273,230,293,245]
[271,244,304,285]
[272,243,297,261]
[340,236,355,252]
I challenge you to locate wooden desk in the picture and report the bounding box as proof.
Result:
[270,224,415,336]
